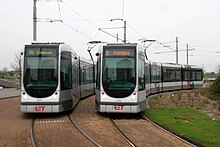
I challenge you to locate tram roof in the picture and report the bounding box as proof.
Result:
[31,42,65,45]
[105,43,137,46]
[182,64,203,69]
[161,63,182,68]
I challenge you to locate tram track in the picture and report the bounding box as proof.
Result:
[140,113,196,147]
[0,104,32,146]
[32,113,95,147]
[71,95,131,146]
[71,95,194,146]
[0,94,196,146]
[110,114,193,147]
[68,113,101,147]
[30,116,37,147]
[30,113,99,147]
[109,117,136,147]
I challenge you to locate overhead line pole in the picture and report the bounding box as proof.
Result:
[187,43,189,65]
[33,0,37,41]
[186,44,195,65]
[176,37,178,64]
[124,20,126,43]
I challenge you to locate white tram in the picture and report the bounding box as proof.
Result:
[20,42,95,113]
[95,43,203,113]
[96,43,147,113]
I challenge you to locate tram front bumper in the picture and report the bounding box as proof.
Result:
[20,104,63,113]
[96,103,141,113]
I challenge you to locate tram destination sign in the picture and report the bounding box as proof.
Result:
[25,47,57,57]
[104,49,135,57]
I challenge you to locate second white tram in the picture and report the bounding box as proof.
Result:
[20,42,95,113]
[96,43,203,113]
[96,43,147,113]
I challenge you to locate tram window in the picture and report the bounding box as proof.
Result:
[72,61,79,86]
[163,68,175,82]
[196,71,202,81]
[151,68,157,82]
[145,64,150,84]
[163,69,170,82]
[89,66,94,83]
[82,65,93,84]
[83,66,88,84]
[80,65,86,84]
[90,66,93,83]
[138,57,145,91]
[72,56,79,87]
[192,71,196,81]
[170,70,176,81]
[184,71,190,81]
[86,66,91,83]
[151,66,161,83]
[156,68,161,82]
[60,51,72,90]
[176,70,181,81]
[96,56,101,90]
[163,68,181,82]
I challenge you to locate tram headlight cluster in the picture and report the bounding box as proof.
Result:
[131,92,136,100]
[52,91,59,100]
[101,91,107,99]
[21,91,28,100]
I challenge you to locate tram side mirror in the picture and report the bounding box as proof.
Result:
[95,53,100,56]
[74,57,78,60]
[21,52,23,55]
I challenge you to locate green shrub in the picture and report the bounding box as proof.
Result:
[209,75,220,100]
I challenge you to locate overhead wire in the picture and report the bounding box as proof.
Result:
[127,24,145,38]
[61,0,127,41]
[56,0,158,44]
[61,0,158,43]
[62,0,98,29]
[62,22,92,40]
[37,0,200,52]
[37,0,92,40]
[156,41,176,51]
[98,29,124,42]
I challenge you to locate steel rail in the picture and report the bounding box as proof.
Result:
[30,116,37,147]
[68,114,101,147]
[141,113,197,147]
[109,117,136,147]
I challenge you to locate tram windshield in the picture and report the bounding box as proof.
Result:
[102,47,136,98]
[23,46,58,98]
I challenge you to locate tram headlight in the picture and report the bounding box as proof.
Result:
[52,91,59,100]
[131,92,136,100]
[21,92,27,100]
[101,91,107,99]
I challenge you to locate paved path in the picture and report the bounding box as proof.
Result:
[0,88,20,99]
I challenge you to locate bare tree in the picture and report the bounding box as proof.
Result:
[10,52,22,82]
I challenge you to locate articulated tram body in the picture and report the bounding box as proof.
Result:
[96,43,147,113]
[96,43,203,113]
[20,42,95,113]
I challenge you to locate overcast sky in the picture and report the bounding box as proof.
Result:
[0,0,220,72]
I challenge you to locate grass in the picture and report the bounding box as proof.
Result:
[144,108,220,147]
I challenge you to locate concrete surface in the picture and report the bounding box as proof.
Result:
[0,88,20,99]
